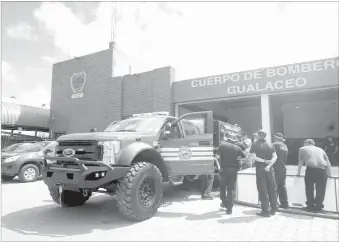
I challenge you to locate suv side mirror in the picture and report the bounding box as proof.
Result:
[44,148,53,156]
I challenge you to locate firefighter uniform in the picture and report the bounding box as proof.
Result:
[273,133,289,208]
[218,140,246,214]
[250,131,278,217]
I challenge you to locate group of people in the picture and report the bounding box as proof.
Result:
[200,130,334,217]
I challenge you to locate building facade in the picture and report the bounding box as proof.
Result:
[50,45,338,165]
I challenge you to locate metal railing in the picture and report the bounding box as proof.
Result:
[1,131,50,150]
[235,171,339,213]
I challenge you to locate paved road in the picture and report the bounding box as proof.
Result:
[2,178,339,241]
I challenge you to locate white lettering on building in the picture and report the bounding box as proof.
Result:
[190,58,338,88]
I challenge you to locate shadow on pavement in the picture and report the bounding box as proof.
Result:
[2,195,137,238]
[2,184,208,237]
[279,212,314,220]
[1,177,43,185]
[217,215,262,224]
[186,210,225,221]
[242,209,260,216]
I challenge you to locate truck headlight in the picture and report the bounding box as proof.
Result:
[4,155,20,163]
[99,141,120,165]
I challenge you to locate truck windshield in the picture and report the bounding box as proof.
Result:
[105,117,165,133]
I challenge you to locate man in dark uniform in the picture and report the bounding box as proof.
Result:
[250,130,278,217]
[217,137,246,214]
[272,133,289,208]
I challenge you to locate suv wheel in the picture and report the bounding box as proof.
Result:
[116,161,163,221]
[18,164,39,183]
[1,175,15,181]
[49,188,92,207]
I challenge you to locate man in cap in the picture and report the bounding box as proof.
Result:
[272,133,289,208]
[298,139,332,212]
[250,130,278,217]
[217,136,246,214]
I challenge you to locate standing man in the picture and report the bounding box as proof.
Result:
[272,133,289,209]
[297,139,332,212]
[217,137,246,214]
[250,130,278,217]
[324,136,338,166]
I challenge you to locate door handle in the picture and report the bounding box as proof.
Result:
[199,141,210,146]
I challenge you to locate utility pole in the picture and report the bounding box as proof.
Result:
[110,2,118,77]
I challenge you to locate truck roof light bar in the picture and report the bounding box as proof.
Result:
[132,112,169,117]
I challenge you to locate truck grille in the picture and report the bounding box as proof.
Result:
[56,140,102,161]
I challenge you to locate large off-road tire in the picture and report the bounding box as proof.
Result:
[1,175,15,181]
[18,164,39,183]
[116,161,163,221]
[49,188,92,207]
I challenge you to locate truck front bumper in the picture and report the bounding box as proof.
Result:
[42,157,130,191]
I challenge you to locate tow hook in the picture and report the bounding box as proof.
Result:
[56,183,64,207]
[83,189,89,197]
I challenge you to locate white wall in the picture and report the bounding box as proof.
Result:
[282,99,339,138]
[225,106,262,136]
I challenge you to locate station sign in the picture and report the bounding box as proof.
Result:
[172,57,339,103]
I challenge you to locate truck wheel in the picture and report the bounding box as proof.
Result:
[116,161,163,221]
[18,164,39,183]
[1,175,15,181]
[49,188,92,207]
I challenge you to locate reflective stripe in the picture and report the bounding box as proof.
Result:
[161,152,213,157]
[160,146,213,152]
[163,157,215,161]
[160,148,179,152]
[190,147,213,151]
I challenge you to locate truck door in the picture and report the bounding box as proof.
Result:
[159,113,215,176]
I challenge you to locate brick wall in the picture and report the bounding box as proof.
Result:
[122,66,174,118]
[50,48,174,136]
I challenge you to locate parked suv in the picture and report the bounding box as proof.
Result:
[1,141,56,182]
[42,111,221,221]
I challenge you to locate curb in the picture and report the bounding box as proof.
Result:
[235,200,339,220]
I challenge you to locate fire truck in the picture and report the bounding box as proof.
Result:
[42,111,243,221]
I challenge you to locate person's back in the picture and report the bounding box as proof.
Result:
[299,145,328,169]
[273,141,288,169]
[250,139,275,169]
[219,141,243,169]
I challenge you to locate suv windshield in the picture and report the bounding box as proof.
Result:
[105,117,166,133]
[2,143,24,152]
[14,141,52,153]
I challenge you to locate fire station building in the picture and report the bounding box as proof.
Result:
[50,43,338,164]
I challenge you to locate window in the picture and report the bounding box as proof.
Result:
[168,123,181,139]
[182,121,198,136]
[105,117,166,133]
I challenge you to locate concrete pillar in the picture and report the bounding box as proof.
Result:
[261,94,272,143]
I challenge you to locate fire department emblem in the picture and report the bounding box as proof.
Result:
[70,71,87,99]
[178,146,192,161]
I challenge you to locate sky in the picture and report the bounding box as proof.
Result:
[2,1,338,107]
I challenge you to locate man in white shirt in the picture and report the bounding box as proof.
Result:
[297,139,332,212]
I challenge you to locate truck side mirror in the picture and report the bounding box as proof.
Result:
[164,122,171,132]
[161,123,172,140]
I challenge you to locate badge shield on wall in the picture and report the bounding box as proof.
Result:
[70,71,87,99]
